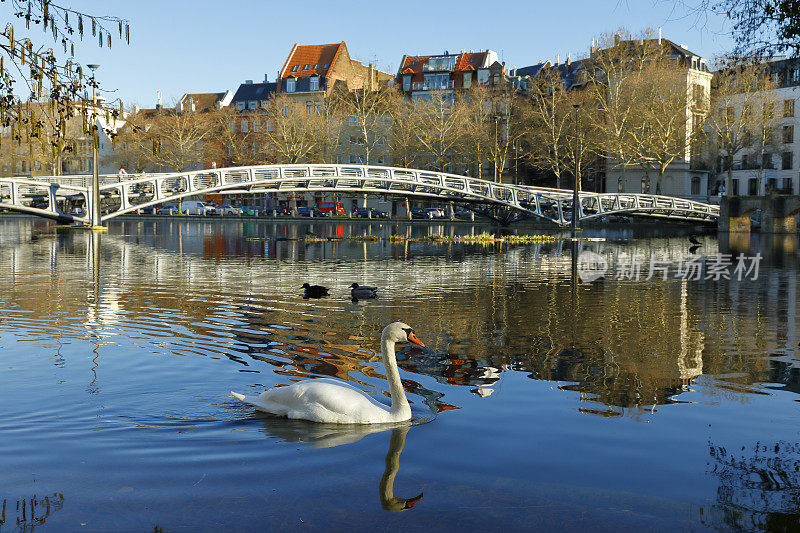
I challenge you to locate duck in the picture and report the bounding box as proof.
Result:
[231,322,424,424]
[301,283,329,299]
[689,234,702,245]
[350,282,378,299]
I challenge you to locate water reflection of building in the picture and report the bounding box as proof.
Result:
[2,218,799,418]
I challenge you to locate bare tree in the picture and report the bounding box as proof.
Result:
[521,66,573,188]
[626,62,702,195]
[706,58,777,194]
[262,95,327,164]
[584,29,666,191]
[410,90,468,172]
[328,84,394,165]
[387,90,421,169]
[460,84,492,179]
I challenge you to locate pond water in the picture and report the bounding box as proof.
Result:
[1,216,798,532]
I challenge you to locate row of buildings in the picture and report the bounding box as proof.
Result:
[6,38,800,211]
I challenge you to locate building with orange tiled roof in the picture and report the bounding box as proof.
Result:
[276,41,392,110]
[396,49,504,100]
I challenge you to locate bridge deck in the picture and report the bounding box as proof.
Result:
[0,164,719,226]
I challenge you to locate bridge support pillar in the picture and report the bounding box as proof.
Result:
[405,198,411,220]
[361,194,368,208]
[449,201,455,220]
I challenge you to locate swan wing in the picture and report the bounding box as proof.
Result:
[232,380,395,424]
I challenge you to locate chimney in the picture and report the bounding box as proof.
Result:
[132,104,140,114]
[245,79,253,84]
[556,54,560,65]
[264,73,269,82]
[156,90,162,110]
[190,98,195,113]
[566,53,571,66]
[658,27,662,44]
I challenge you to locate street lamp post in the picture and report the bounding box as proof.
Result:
[572,103,581,233]
[87,63,102,228]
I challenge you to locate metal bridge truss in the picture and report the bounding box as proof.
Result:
[0,164,719,226]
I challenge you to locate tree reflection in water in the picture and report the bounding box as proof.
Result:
[705,440,800,531]
[0,493,65,532]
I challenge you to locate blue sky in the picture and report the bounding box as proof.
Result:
[57,0,733,108]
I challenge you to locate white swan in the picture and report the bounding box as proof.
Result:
[231,322,424,424]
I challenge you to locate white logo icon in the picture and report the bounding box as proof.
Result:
[577,251,608,282]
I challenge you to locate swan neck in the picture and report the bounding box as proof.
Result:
[381,332,410,418]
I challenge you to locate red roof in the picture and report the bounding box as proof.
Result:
[398,51,488,75]
[280,42,344,78]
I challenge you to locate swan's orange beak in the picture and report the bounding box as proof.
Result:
[407,331,424,347]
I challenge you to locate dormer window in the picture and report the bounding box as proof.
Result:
[314,63,320,69]
[303,64,311,70]
[286,78,296,92]
[310,76,319,91]
[323,62,330,69]
[291,65,299,72]
[236,102,245,111]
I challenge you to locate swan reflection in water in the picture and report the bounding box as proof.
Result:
[252,415,424,512]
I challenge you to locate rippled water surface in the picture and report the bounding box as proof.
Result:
[1,216,799,532]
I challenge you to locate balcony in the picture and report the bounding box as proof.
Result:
[412,80,455,91]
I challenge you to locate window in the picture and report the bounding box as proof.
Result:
[267,120,274,132]
[783,125,794,143]
[427,56,456,71]
[742,154,749,168]
[286,78,295,92]
[782,151,793,170]
[228,120,235,133]
[691,176,701,195]
[477,69,490,84]
[783,177,793,193]
[248,101,257,110]
[241,120,248,133]
[310,76,319,91]
[792,68,800,84]
[693,84,706,108]
[763,153,772,168]
[402,75,411,91]
[314,103,322,115]
[253,119,261,132]
[785,99,795,117]
[323,62,330,69]
[463,72,471,89]
[306,101,313,114]
[423,73,449,90]
[291,65,299,73]
[236,102,245,111]
[314,63,319,69]
[303,64,311,70]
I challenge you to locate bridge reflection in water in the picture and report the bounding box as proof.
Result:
[0,218,796,418]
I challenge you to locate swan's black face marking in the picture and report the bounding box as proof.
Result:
[302,283,310,289]
[403,328,424,347]
[350,283,358,288]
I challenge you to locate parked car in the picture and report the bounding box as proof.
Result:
[297,206,323,217]
[316,201,346,215]
[410,208,427,219]
[156,204,178,215]
[181,201,214,215]
[264,206,291,216]
[425,207,446,219]
[240,206,257,216]
[354,207,388,219]
[214,205,243,216]
[138,206,155,215]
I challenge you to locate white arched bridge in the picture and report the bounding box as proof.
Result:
[0,164,719,226]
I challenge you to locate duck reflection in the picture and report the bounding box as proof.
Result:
[253,415,423,512]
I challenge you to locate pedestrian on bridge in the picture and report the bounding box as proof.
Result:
[118,166,128,180]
